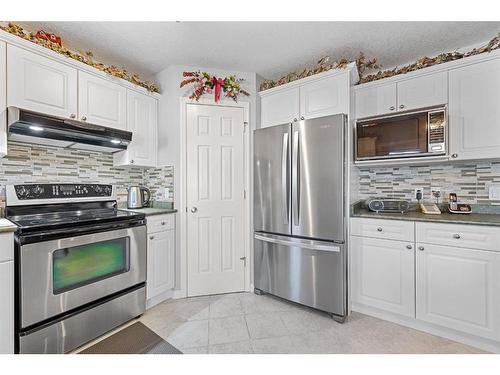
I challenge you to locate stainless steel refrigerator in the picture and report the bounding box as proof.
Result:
[253,114,347,321]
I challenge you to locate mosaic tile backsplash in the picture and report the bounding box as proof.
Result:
[0,142,173,205]
[356,161,500,205]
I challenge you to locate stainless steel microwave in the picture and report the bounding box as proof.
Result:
[355,106,447,161]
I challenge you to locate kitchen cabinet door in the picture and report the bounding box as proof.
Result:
[7,44,78,119]
[449,59,500,161]
[396,71,448,112]
[1,41,6,158]
[299,74,348,119]
[0,261,14,354]
[114,90,157,167]
[351,236,415,317]
[147,230,175,300]
[416,243,500,341]
[78,71,127,130]
[260,87,299,128]
[355,83,397,119]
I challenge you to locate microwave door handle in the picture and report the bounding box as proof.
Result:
[292,130,300,226]
[281,132,289,225]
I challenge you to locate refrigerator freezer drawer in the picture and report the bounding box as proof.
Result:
[254,233,346,318]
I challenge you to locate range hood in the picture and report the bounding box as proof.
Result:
[7,107,132,153]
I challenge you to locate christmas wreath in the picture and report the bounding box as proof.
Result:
[180,71,250,102]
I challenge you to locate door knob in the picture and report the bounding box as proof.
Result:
[453,234,461,239]
[418,246,425,251]
[399,104,405,109]
[70,114,76,119]
[377,227,383,232]
[149,235,155,240]
[191,207,198,213]
[293,118,298,122]
[406,245,412,250]
[81,116,87,121]
[451,154,458,158]
[389,106,395,111]
[300,116,305,120]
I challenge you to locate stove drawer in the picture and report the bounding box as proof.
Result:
[19,225,146,329]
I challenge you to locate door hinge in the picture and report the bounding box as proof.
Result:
[243,122,248,132]
[243,189,246,199]
[240,256,247,267]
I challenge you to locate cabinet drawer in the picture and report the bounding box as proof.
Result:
[416,222,500,252]
[350,217,414,241]
[147,214,175,233]
[0,233,14,263]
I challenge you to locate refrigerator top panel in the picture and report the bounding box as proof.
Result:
[254,123,291,235]
[291,114,346,242]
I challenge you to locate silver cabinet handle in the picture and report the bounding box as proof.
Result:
[254,234,340,252]
[418,246,425,251]
[81,116,87,121]
[399,104,405,109]
[300,116,305,120]
[149,235,155,240]
[406,245,412,250]
[281,132,289,225]
[453,234,461,239]
[377,227,383,232]
[70,114,76,119]
[389,106,395,111]
[451,154,458,158]
[191,207,198,213]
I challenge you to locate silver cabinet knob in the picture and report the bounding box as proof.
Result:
[377,227,383,232]
[300,116,305,120]
[70,113,76,119]
[161,221,166,226]
[399,104,405,109]
[418,246,425,251]
[149,235,155,240]
[130,159,135,164]
[406,245,412,250]
[293,118,298,122]
[81,116,87,121]
[191,207,198,213]
[453,234,461,239]
[451,154,458,158]
[389,106,395,111]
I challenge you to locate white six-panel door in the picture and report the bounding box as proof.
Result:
[186,104,246,296]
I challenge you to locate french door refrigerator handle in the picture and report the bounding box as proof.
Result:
[281,132,289,225]
[292,129,300,225]
[254,233,340,252]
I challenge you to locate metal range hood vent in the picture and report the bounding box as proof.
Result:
[7,107,132,153]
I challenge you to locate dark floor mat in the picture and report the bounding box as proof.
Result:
[79,322,182,354]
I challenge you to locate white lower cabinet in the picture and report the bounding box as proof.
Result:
[0,232,14,354]
[351,236,415,317]
[146,214,175,306]
[416,243,500,341]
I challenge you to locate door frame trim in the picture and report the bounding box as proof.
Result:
[178,97,251,298]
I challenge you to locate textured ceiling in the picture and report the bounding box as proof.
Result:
[18,21,500,80]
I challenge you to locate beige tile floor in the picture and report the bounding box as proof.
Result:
[138,292,488,354]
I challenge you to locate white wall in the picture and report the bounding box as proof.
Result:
[155,65,258,290]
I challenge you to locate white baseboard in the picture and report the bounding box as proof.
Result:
[172,289,187,299]
[352,302,500,354]
[146,290,174,309]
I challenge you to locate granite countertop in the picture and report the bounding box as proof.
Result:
[0,218,18,233]
[351,202,500,227]
[119,207,177,216]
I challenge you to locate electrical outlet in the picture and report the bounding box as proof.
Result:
[431,187,442,203]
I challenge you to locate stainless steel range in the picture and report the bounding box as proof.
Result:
[5,183,147,354]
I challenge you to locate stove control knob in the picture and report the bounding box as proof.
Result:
[94,185,102,193]
[104,186,111,195]
[33,185,44,196]
[17,186,28,197]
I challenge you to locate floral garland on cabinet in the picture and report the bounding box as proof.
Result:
[259,33,500,91]
[180,71,250,102]
[0,22,160,93]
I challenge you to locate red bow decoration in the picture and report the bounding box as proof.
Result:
[35,30,62,47]
[212,77,224,102]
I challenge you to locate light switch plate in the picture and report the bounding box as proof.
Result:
[489,185,500,200]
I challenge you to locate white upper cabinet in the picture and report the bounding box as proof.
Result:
[260,87,300,128]
[299,73,348,120]
[113,90,158,167]
[416,243,500,341]
[355,83,396,119]
[1,41,6,158]
[397,71,448,112]
[78,71,127,130]
[7,45,78,119]
[449,58,500,161]
[355,71,448,119]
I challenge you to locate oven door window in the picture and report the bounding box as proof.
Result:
[357,112,428,159]
[52,237,130,295]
